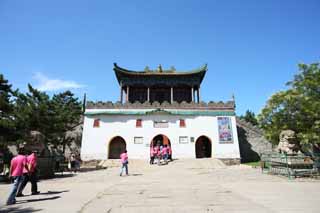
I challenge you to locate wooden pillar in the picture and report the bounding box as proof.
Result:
[126,85,130,103]
[171,87,173,103]
[197,87,200,103]
[120,83,123,103]
[191,87,194,102]
[147,87,150,102]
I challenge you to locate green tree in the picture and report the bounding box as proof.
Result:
[0,74,16,145]
[50,91,82,152]
[240,110,258,126]
[1,76,82,154]
[13,86,82,153]
[258,63,320,146]
[12,84,53,143]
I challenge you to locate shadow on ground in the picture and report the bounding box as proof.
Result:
[0,206,42,213]
[52,173,75,179]
[40,190,69,195]
[16,196,61,204]
[80,167,107,173]
[18,190,69,197]
[130,173,143,176]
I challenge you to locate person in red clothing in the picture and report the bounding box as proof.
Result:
[6,148,28,205]
[16,150,40,196]
[150,147,155,165]
[162,145,168,164]
[119,150,128,176]
[167,145,172,161]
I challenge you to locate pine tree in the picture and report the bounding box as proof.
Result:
[240,110,258,126]
[0,74,15,145]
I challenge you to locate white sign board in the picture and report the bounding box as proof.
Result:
[134,137,143,144]
[179,136,188,144]
[154,121,169,128]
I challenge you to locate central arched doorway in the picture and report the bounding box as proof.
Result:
[195,136,212,158]
[108,136,126,159]
[150,134,172,157]
[151,134,171,146]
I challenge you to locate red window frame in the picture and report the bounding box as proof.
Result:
[136,119,142,127]
[93,119,100,128]
[179,119,186,127]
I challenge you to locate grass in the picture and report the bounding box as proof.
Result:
[242,161,261,167]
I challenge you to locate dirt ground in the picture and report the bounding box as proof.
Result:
[0,159,319,213]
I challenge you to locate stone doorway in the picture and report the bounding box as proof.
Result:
[195,136,212,158]
[108,136,126,159]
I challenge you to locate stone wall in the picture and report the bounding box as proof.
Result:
[236,118,272,163]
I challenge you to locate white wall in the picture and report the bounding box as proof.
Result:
[81,110,240,160]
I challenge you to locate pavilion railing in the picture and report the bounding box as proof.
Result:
[260,152,320,179]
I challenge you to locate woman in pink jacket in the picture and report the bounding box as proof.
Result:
[120,150,128,176]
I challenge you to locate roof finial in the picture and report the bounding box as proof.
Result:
[232,93,236,109]
[170,66,176,72]
[157,64,163,72]
[82,93,87,113]
[144,66,150,72]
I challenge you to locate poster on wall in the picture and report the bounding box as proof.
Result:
[218,117,233,143]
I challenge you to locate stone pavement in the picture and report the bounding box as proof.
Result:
[0,159,319,213]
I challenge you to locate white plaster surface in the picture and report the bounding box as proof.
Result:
[81,109,240,160]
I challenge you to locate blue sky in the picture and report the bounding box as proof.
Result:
[1,0,319,115]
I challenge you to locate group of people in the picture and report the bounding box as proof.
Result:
[118,143,172,177]
[6,148,39,205]
[150,144,172,165]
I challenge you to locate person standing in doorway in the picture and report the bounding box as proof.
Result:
[150,147,155,165]
[162,145,168,164]
[168,145,172,161]
[120,150,128,176]
[17,150,40,196]
[6,148,28,205]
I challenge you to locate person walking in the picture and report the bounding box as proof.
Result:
[119,150,128,176]
[6,148,28,205]
[17,150,40,196]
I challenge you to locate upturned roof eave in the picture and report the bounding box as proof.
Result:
[114,63,207,75]
[113,63,207,85]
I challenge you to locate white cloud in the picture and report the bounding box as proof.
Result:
[33,72,85,91]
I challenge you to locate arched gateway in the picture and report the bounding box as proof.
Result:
[150,134,172,155]
[108,136,126,159]
[195,136,212,158]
